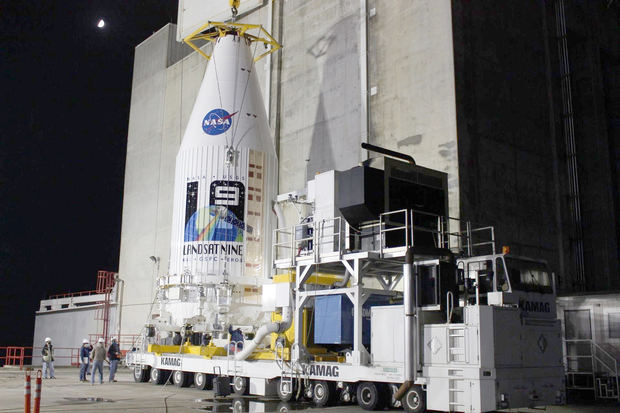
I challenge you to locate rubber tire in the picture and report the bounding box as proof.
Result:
[133,365,150,382]
[276,377,295,402]
[173,370,192,388]
[194,372,213,390]
[312,380,336,407]
[232,376,249,396]
[402,385,426,413]
[356,381,383,410]
[150,368,170,385]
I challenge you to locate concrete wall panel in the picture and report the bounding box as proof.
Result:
[368,0,460,220]
[33,307,117,366]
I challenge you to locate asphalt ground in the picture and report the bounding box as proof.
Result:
[0,366,617,412]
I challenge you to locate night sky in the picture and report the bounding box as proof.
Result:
[1,1,177,347]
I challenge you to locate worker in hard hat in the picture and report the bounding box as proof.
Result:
[90,338,106,385]
[41,337,55,379]
[107,337,121,382]
[79,339,93,382]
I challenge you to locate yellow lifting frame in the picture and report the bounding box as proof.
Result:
[183,21,281,62]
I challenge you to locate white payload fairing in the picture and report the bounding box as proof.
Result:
[155,25,280,338]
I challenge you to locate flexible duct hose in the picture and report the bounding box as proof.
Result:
[234,305,293,361]
[273,201,286,228]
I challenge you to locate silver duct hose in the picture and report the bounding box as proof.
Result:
[331,270,351,289]
[395,248,416,401]
[273,201,286,228]
[235,295,293,361]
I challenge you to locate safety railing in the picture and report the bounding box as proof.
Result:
[47,289,103,300]
[47,270,117,299]
[1,346,82,368]
[87,334,141,354]
[0,347,31,369]
[271,209,498,267]
[311,217,343,262]
[273,226,295,266]
[565,339,619,400]
[378,209,410,256]
[273,217,344,267]
[34,347,81,367]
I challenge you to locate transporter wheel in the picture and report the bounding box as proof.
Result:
[356,381,387,410]
[312,380,337,407]
[276,377,295,402]
[172,370,192,387]
[150,368,170,385]
[194,372,213,390]
[402,385,426,413]
[133,364,150,383]
[232,376,249,395]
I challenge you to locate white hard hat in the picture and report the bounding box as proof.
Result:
[82,339,89,344]
[111,336,117,341]
[45,337,51,342]
[98,338,105,343]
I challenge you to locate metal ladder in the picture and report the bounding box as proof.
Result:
[275,341,295,397]
[448,326,467,363]
[226,341,242,379]
[448,373,466,412]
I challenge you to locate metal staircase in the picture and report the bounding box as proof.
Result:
[565,339,619,400]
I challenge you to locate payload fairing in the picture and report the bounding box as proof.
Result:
[156,27,279,338]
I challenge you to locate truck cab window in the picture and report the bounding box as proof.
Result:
[466,260,494,295]
[505,258,552,293]
[495,258,510,292]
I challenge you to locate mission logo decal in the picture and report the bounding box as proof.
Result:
[183,180,248,245]
[202,108,237,135]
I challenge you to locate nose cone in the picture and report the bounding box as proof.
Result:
[180,34,275,157]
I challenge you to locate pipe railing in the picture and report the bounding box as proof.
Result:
[271,209,498,266]
[0,346,82,368]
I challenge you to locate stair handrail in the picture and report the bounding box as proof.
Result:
[564,338,619,400]
[591,340,619,400]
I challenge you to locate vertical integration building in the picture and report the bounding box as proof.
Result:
[118,0,619,345]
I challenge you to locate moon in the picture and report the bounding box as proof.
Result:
[97,19,105,28]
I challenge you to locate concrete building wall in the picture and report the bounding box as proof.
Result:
[33,306,117,366]
[559,1,620,290]
[277,0,363,193]
[451,0,562,273]
[367,0,460,220]
[118,25,192,337]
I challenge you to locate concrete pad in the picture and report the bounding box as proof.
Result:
[0,367,617,412]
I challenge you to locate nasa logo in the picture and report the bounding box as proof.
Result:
[202,109,236,135]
